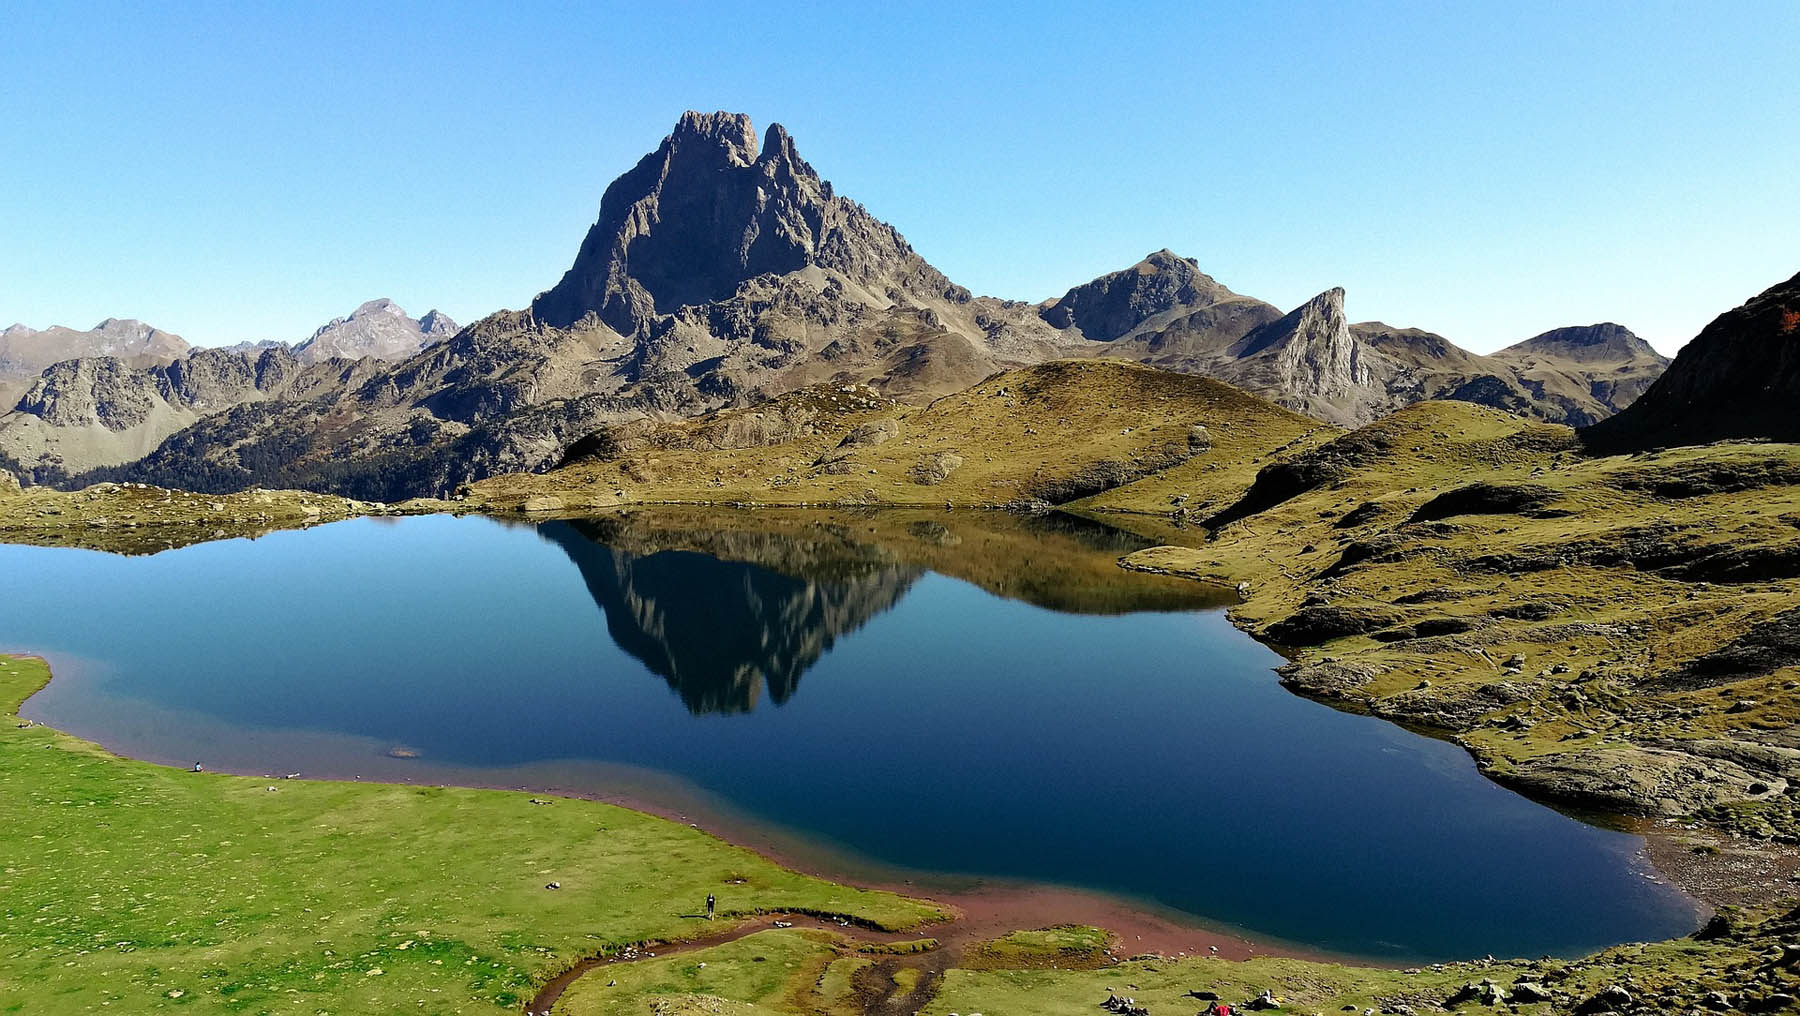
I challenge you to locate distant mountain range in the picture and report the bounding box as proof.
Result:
[0,301,454,479]
[2,300,454,378]
[0,319,189,381]
[2,110,1781,500]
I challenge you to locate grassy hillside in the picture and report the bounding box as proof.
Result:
[465,363,1800,852]
[0,657,943,1014]
[546,914,1800,1016]
[461,360,1328,513]
[1083,401,1800,849]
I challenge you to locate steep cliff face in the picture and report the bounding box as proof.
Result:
[533,112,967,337]
[1215,289,1384,426]
[1583,271,1800,451]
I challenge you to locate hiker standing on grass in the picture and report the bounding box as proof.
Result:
[705,893,715,920]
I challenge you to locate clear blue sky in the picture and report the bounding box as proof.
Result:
[3,1,1795,354]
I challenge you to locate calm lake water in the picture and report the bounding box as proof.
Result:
[9,510,1696,960]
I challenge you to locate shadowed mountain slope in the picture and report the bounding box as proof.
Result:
[1583,271,1800,451]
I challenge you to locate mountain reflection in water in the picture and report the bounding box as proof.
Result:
[536,509,1227,715]
[6,510,1697,961]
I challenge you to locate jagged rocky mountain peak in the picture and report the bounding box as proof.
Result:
[290,300,456,364]
[1238,287,1351,353]
[668,109,760,164]
[416,309,458,337]
[1040,249,1242,342]
[531,110,953,336]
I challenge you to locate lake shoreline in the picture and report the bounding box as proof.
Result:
[11,651,1315,966]
[5,505,1731,964]
[16,636,1715,969]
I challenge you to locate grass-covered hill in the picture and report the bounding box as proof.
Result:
[462,360,1800,857]
[1088,401,1800,849]
[460,359,1332,513]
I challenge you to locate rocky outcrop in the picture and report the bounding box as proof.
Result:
[1583,270,1800,450]
[1219,288,1380,425]
[1040,249,1250,342]
[0,319,189,381]
[1499,744,1788,817]
[291,299,458,363]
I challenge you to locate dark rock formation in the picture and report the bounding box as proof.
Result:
[1039,249,1244,341]
[533,112,966,337]
[541,518,920,714]
[1407,482,1559,522]
[1583,271,1800,450]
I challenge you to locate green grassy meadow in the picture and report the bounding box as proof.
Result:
[0,656,942,1014]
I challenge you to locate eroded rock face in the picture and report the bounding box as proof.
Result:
[11,346,325,431]
[532,112,967,337]
[1584,270,1800,450]
[0,346,386,481]
[1225,287,1377,423]
[15,358,162,430]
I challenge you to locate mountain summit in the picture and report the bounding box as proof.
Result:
[532,111,962,337]
[1498,322,1664,364]
[0,319,189,381]
[0,112,1681,499]
[1040,250,1247,342]
[291,299,458,364]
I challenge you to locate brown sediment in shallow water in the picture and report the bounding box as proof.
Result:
[21,648,1732,976]
[1637,816,1800,914]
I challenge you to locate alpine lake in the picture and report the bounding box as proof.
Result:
[7,508,1699,962]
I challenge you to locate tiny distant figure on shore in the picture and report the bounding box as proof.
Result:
[705,893,715,920]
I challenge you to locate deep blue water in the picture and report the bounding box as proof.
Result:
[7,511,1696,960]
